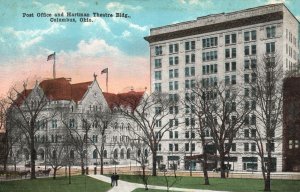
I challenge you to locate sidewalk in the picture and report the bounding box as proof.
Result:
[89,174,228,192]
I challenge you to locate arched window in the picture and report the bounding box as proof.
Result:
[113,149,118,159]
[38,149,44,161]
[127,149,131,159]
[103,150,107,158]
[120,149,125,159]
[93,149,98,159]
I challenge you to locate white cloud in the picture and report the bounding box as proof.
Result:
[1,24,65,49]
[76,39,121,57]
[78,1,87,7]
[83,18,111,32]
[121,30,131,38]
[106,2,142,12]
[266,0,287,4]
[178,0,213,7]
[42,3,66,13]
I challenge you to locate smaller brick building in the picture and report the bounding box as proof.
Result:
[283,77,300,172]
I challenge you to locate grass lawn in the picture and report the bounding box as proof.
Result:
[120,175,300,192]
[132,189,165,192]
[0,175,111,192]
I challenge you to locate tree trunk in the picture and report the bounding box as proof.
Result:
[201,136,209,185]
[30,134,36,179]
[81,157,85,175]
[152,150,157,176]
[203,151,209,185]
[53,168,57,179]
[264,142,272,191]
[100,155,104,175]
[68,164,71,184]
[220,153,226,178]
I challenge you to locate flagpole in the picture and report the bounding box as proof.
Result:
[53,52,56,79]
[106,70,108,92]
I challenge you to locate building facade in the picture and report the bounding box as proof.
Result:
[9,76,145,168]
[145,3,299,172]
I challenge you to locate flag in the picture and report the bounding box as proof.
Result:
[101,68,108,74]
[47,52,55,61]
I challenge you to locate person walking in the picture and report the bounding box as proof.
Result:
[111,173,115,187]
[115,173,119,186]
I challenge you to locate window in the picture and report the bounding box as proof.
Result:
[225,63,230,72]
[245,88,250,97]
[169,144,173,151]
[245,45,256,56]
[266,26,276,38]
[169,43,179,53]
[225,33,236,45]
[185,67,195,77]
[231,75,236,85]
[69,119,75,128]
[244,143,249,152]
[203,64,217,75]
[169,131,173,139]
[52,119,57,128]
[154,71,161,80]
[225,48,236,59]
[244,30,256,41]
[225,75,236,85]
[175,131,178,139]
[169,69,179,78]
[155,107,162,115]
[185,53,195,64]
[191,143,195,151]
[169,82,173,91]
[266,42,275,54]
[154,83,161,92]
[244,129,249,138]
[185,41,195,51]
[202,37,218,48]
[232,143,236,151]
[251,143,256,152]
[169,56,179,65]
[185,143,189,151]
[155,45,162,55]
[244,74,250,84]
[250,114,256,125]
[156,120,162,127]
[155,59,162,68]
[251,129,256,138]
[174,144,179,151]
[202,51,218,61]
[185,131,189,139]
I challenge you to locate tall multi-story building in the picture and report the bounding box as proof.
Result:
[145,3,299,172]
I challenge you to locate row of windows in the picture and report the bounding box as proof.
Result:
[203,64,218,75]
[154,43,274,71]
[154,26,278,56]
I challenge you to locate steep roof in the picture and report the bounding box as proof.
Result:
[14,89,32,106]
[103,91,145,110]
[39,78,73,100]
[71,81,93,102]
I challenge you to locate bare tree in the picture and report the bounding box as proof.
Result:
[45,129,69,179]
[61,112,91,175]
[193,78,250,178]
[118,91,179,176]
[250,53,283,191]
[6,83,58,179]
[132,140,151,190]
[88,109,114,175]
[184,85,212,185]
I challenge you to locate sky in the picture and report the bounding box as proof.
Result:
[0,0,299,96]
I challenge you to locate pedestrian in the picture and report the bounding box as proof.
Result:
[111,173,115,187]
[115,173,119,186]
